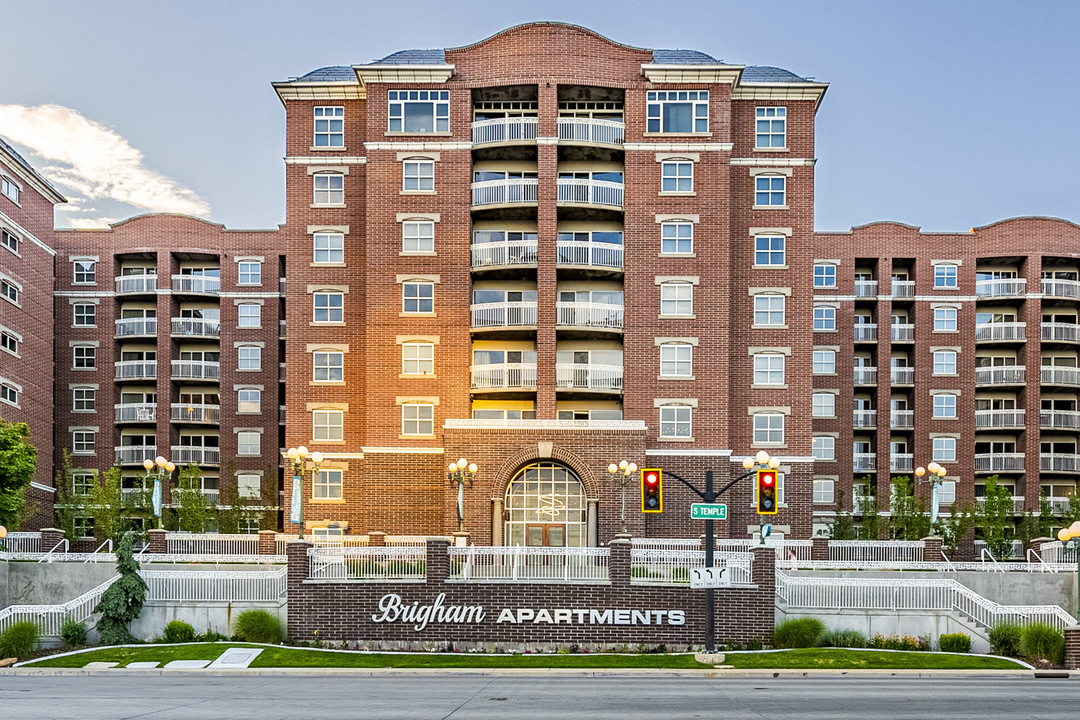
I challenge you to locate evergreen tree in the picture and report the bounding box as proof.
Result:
[94,533,148,645]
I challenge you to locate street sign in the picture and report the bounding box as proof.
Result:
[690,503,727,520]
[690,567,732,589]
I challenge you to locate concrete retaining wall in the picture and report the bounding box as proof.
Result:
[775,606,991,653]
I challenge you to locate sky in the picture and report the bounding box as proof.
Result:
[2,0,1078,232]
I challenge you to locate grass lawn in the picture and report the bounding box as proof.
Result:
[722,648,1028,671]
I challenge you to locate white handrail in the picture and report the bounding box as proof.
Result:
[38,538,69,563]
[980,547,1005,572]
[84,538,113,562]
[0,575,119,635]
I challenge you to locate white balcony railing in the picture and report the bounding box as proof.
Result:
[975,322,1026,342]
[556,302,624,330]
[170,403,221,423]
[853,324,878,342]
[974,453,1025,472]
[853,453,877,472]
[115,360,158,381]
[975,365,1026,385]
[114,403,157,423]
[556,178,624,208]
[1042,278,1080,300]
[891,323,915,341]
[470,239,538,268]
[854,280,878,298]
[853,366,877,385]
[891,280,915,298]
[555,363,623,391]
[114,445,157,465]
[471,179,538,207]
[470,301,538,329]
[115,274,158,294]
[1042,366,1080,387]
[556,117,624,146]
[853,410,877,428]
[890,366,914,384]
[470,363,538,390]
[974,409,1026,429]
[1041,409,1080,430]
[1042,322,1080,343]
[974,496,1027,514]
[171,274,220,294]
[170,360,221,381]
[471,116,539,145]
[890,453,914,473]
[1041,453,1080,474]
[891,410,914,429]
[556,240,623,270]
[279,405,286,425]
[171,318,220,338]
[171,446,221,466]
[114,317,158,337]
[976,278,1027,298]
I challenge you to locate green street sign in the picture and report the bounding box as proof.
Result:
[690,503,728,520]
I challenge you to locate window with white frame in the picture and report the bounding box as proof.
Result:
[813,349,836,374]
[237,345,261,371]
[934,307,958,332]
[660,222,693,254]
[388,90,449,133]
[313,173,344,204]
[313,232,344,264]
[0,329,16,356]
[313,469,343,500]
[73,387,96,412]
[755,107,787,148]
[73,345,95,369]
[938,480,956,505]
[402,282,434,313]
[402,342,434,375]
[237,387,261,414]
[237,303,261,328]
[1,279,18,305]
[402,403,434,435]
[754,175,786,206]
[0,177,18,203]
[313,106,344,147]
[813,477,835,504]
[933,350,958,375]
[313,292,344,323]
[812,392,836,418]
[74,517,94,538]
[402,220,435,253]
[754,235,786,266]
[237,473,261,499]
[753,353,785,385]
[313,409,344,442]
[237,431,261,456]
[0,381,17,407]
[1,228,18,254]
[814,305,837,331]
[934,263,959,288]
[72,430,95,454]
[313,351,344,382]
[73,303,96,327]
[402,159,435,191]
[659,405,692,439]
[659,343,693,378]
[933,393,958,418]
[660,282,693,316]
[73,260,96,284]
[754,294,786,327]
[812,435,835,460]
[646,91,709,133]
[661,160,693,192]
[237,261,262,286]
[72,472,96,497]
[753,413,785,444]
[753,472,786,507]
[813,263,837,288]
[933,437,957,462]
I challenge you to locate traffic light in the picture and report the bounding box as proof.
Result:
[757,469,778,515]
[641,468,663,513]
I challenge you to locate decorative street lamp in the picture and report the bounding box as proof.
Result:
[915,461,949,524]
[607,459,639,534]
[143,455,176,529]
[447,457,478,533]
[287,446,324,539]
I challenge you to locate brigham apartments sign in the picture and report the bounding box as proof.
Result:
[372,593,687,632]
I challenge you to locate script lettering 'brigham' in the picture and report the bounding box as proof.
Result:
[371,593,485,631]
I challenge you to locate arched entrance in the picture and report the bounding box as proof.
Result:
[504,462,588,547]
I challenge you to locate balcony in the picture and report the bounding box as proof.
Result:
[556,178,623,209]
[853,453,877,473]
[853,367,877,386]
[115,403,157,424]
[890,366,914,385]
[1042,278,1080,300]
[974,409,1026,430]
[555,363,623,392]
[171,318,220,339]
[556,117,624,146]
[471,179,538,208]
[279,277,286,295]
[891,323,915,342]
[974,365,1025,386]
[471,116,539,146]
[170,403,221,424]
[974,453,1024,473]
[1041,322,1080,344]
[891,280,915,299]
[279,405,286,426]
[975,496,1027,514]
[171,274,220,295]
[170,360,221,381]
[1041,453,1080,474]
[279,319,286,339]
[470,302,537,329]
[853,409,877,428]
[853,496,877,513]
[115,360,158,381]
[854,280,878,298]
[1041,409,1080,430]
[114,445,156,465]
[200,489,220,506]
[445,418,645,431]
[1045,496,1073,514]
[975,322,1026,342]
[115,274,157,295]
[556,240,623,270]
[171,446,221,466]
[470,239,538,269]
[890,453,914,473]
[115,317,158,338]
[975,278,1027,298]
[1042,366,1080,387]
[556,302,624,331]
[279,363,286,382]
[891,410,914,429]
[853,324,878,342]
[470,363,538,391]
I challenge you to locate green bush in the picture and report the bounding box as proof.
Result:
[0,621,40,660]
[161,620,196,644]
[196,630,229,643]
[869,633,930,651]
[938,633,971,653]
[816,628,868,648]
[60,618,87,648]
[1020,623,1065,666]
[774,618,826,648]
[989,622,1023,657]
[234,610,283,644]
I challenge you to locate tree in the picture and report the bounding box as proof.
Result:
[89,462,124,543]
[888,476,932,540]
[53,450,78,540]
[829,488,856,540]
[94,533,148,645]
[175,464,210,533]
[978,475,1014,559]
[939,502,974,558]
[0,419,38,528]
[1038,494,1058,538]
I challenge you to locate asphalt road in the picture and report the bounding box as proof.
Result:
[2,673,1079,719]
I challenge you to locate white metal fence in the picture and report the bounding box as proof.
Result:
[829,540,924,563]
[142,567,286,601]
[716,538,813,562]
[0,575,118,636]
[308,547,427,581]
[1040,540,1078,564]
[630,549,754,586]
[448,546,609,583]
[167,533,260,555]
[1,532,41,553]
[631,538,701,551]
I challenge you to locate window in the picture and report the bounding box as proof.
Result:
[938,480,956,505]
[313,409,344,441]
[646,90,709,133]
[754,353,785,385]
[313,469,343,500]
[237,304,261,328]
[933,393,958,418]
[934,307,958,332]
[73,345,96,369]
[659,344,693,378]
[812,435,835,460]
[0,382,17,407]
[73,387,96,412]
[402,282,434,313]
[933,437,957,462]
[402,342,434,375]
[754,235,785,266]
[660,282,693,316]
[934,350,958,375]
[313,292,344,323]
[402,403,434,435]
[72,472,96,497]
[237,261,262,286]
[402,220,435,253]
[237,474,261,499]
[0,330,16,355]
[812,393,835,418]
[813,477,835,504]
[0,177,18,203]
[388,90,449,133]
[813,264,837,288]
[660,222,693,254]
[934,264,958,288]
[813,349,836,374]
[313,173,344,204]
[237,346,261,371]
[72,430,96,455]
[237,431,261,456]
[73,303,96,327]
[74,260,96,284]
[402,159,435,191]
[1,279,20,305]
[755,107,787,148]
[813,306,837,331]
[74,517,94,539]
[313,351,344,382]
[661,160,693,192]
[754,175,786,206]
[313,232,344,264]
[754,295,786,327]
[1,229,19,254]
[313,106,344,147]
[753,413,784,444]
[237,388,261,414]
[659,405,692,438]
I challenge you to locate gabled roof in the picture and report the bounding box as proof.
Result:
[0,135,66,204]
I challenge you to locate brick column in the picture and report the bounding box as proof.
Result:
[285,539,313,642]
[1029,536,1053,556]
[1065,627,1080,669]
[751,546,776,589]
[147,528,167,554]
[426,538,450,584]
[811,536,829,561]
[608,536,631,589]
[39,528,66,553]
[367,531,386,547]
[258,529,278,555]
[921,536,943,561]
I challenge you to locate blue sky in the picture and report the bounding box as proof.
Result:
[2,0,1077,231]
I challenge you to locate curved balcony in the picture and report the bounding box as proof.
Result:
[1042,278,1080,300]
[891,410,914,429]
[890,323,915,342]
[853,409,877,428]
[556,302,624,331]
[115,403,157,424]
[115,360,158,381]
[975,365,1025,386]
[890,453,913,473]
[471,179,538,208]
[974,409,1026,430]
[556,117,624,147]
[470,302,537,330]
[890,366,914,385]
[1042,322,1080,344]
[470,363,537,391]
[471,117,538,146]
[976,278,1027,298]
[853,366,877,386]
[171,318,221,339]
[115,445,156,465]
[975,322,1025,343]
[555,363,623,392]
[556,240,623,271]
[891,280,915,299]
[115,317,158,338]
[853,453,877,473]
[975,496,1027,514]
[170,403,221,424]
[556,178,623,209]
[115,274,158,295]
[854,280,878,298]
[470,239,538,269]
[975,453,1024,473]
[171,274,220,295]
[171,446,220,466]
[1042,366,1080,387]
[1041,409,1080,430]
[1041,453,1080,474]
[853,324,877,342]
[170,360,221,381]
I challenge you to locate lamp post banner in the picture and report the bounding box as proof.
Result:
[152,475,162,519]
[290,475,302,525]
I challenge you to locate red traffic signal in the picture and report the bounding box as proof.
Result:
[757,469,778,515]
[641,469,663,513]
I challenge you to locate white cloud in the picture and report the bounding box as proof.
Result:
[0,104,210,224]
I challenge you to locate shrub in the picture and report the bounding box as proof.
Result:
[938,633,971,653]
[869,633,930,651]
[774,618,825,648]
[1020,623,1065,666]
[234,610,283,644]
[0,621,40,660]
[196,630,229,643]
[816,628,868,648]
[161,620,196,644]
[60,618,87,648]
[989,622,1023,657]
